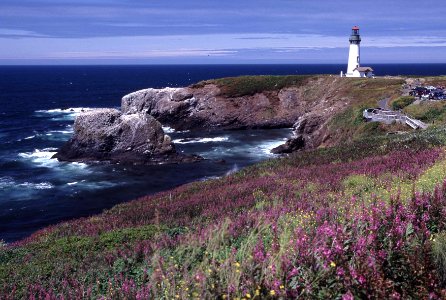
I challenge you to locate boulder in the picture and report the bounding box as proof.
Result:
[53,108,201,164]
[270,135,305,154]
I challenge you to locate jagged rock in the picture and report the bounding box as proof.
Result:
[53,108,202,164]
[271,135,305,154]
[120,85,304,131]
[293,116,324,135]
[118,76,350,140]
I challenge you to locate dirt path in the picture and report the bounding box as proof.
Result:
[378,98,391,110]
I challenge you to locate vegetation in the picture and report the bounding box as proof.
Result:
[391,96,415,110]
[4,76,446,298]
[326,78,406,143]
[4,125,446,298]
[195,75,313,97]
[404,101,446,123]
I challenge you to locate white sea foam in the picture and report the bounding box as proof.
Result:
[173,137,229,144]
[0,176,15,188]
[257,138,288,155]
[0,176,54,190]
[18,148,59,167]
[20,182,54,190]
[48,129,73,134]
[36,107,93,114]
[162,126,175,133]
[67,181,78,186]
[35,107,94,121]
[18,128,73,142]
[67,162,88,170]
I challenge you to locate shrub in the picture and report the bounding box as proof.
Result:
[391,96,415,110]
[213,75,312,97]
[404,101,446,123]
[432,231,446,286]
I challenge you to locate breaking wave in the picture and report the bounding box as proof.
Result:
[173,137,229,144]
[0,176,54,190]
[35,107,94,121]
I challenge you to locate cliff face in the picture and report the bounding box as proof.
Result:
[55,75,406,162]
[121,75,354,150]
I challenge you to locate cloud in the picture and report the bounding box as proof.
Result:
[0,28,48,38]
[50,49,238,59]
[1,32,446,62]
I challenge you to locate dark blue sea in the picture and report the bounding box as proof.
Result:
[1,64,445,243]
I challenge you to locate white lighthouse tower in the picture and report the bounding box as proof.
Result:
[344,26,374,78]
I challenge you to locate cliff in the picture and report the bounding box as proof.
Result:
[55,75,446,163]
[5,76,446,299]
[120,75,405,151]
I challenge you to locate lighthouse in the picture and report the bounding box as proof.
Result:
[344,26,374,78]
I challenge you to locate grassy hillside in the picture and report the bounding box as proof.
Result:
[3,76,446,299]
[192,75,313,97]
[3,125,446,298]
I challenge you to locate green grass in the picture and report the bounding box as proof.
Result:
[326,78,406,143]
[0,225,164,298]
[404,101,446,123]
[391,96,415,110]
[5,76,446,299]
[204,75,313,97]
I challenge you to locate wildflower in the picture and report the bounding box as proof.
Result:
[235,262,241,268]
[270,290,276,296]
[255,289,260,296]
[330,261,336,268]
[246,293,251,298]
[280,285,285,289]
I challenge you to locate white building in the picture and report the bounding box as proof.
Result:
[343,26,374,78]
[352,66,374,78]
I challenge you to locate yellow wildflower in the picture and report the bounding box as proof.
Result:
[280,285,285,289]
[270,290,276,296]
[246,293,251,298]
[330,261,336,268]
[255,289,260,296]
[235,262,241,268]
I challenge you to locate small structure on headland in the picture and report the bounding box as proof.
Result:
[363,108,427,129]
[341,26,374,78]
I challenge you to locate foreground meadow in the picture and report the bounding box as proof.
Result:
[3,127,446,298]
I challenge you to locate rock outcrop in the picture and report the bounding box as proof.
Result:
[53,108,201,164]
[121,85,305,131]
[271,135,305,154]
[120,76,352,153]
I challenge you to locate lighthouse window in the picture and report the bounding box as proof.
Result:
[357,56,359,63]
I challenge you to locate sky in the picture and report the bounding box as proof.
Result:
[1,0,446,65]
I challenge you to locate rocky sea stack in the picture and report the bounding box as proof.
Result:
[53,108,202,165]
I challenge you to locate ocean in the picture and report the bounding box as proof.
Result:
[1,64,445,243]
